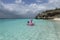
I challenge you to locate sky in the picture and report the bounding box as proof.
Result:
[0,0,60,18]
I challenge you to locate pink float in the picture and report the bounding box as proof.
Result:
[27,23,34,26]
[27,20,34,26]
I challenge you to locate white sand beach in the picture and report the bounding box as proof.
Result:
[53,18,60,21]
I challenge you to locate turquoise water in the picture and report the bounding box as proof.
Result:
[0,19,58,40]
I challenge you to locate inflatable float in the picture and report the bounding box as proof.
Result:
[27,20,34,26]
[27,23,34,26]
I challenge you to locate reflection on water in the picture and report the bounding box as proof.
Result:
[0,19,59,40]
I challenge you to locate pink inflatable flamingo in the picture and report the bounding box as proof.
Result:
[27,20,34,26]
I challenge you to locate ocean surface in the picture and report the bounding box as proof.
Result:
[0,19,60,40]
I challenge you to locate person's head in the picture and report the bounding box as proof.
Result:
[28,21,29,23]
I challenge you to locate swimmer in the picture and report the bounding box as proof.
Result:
[27,21,29,23]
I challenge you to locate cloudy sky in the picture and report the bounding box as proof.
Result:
[0,0,60,18]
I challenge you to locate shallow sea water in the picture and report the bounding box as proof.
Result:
[0,19,59,40]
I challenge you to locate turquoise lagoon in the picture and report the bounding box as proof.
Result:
[0,19,59,40]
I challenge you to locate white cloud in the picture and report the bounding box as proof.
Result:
[48,0,59,3]
[45,0,60,9]
[15,0,22,4]
[0,0,4,8]
[36,0,42,3]
[28,3,46,13]
[0,0,60,18]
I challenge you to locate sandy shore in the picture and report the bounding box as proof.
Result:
[53,18,60,21]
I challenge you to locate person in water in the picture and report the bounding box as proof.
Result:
[27,20,32,23]
[27,21,29,23]
[27,20,34,25]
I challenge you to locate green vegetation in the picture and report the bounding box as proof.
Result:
[35,8,60,19]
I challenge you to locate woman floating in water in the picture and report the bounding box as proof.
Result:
[27,20,34,26]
